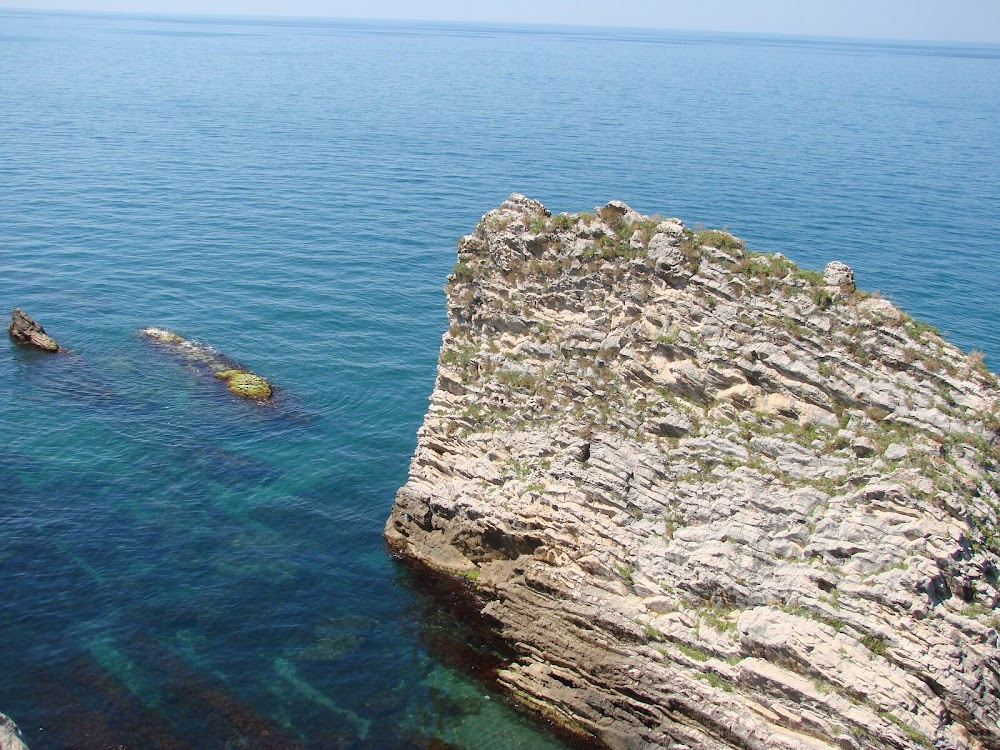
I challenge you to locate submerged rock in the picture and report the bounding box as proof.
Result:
[387,195,1000,750]
[214,370,272,400]
[8,308,60,352]
[140,326,184,345]
[139,327,273,401]
[0,713,28,750]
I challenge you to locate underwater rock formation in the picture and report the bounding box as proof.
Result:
[139,327,273,401]
[386,195,1000,750]
[214,370,273,400]
[8,308,60,352]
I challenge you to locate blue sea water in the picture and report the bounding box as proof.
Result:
[1,9,999,749]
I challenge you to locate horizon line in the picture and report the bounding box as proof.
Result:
[3,5,1000,47]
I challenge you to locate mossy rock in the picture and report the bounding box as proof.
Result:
[214,369,273,400]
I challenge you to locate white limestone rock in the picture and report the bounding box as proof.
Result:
[823,260,856,290]
[0,714,27,750]
[387,195,1000,750]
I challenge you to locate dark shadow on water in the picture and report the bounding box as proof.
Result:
[388,549,606,750]
[193,446,282,489]
[8,346,121,403]
[0,529,600,750]
[21,635,323,750]
[129,634,312,750]
[392,553,514,682]
[27,652,196,750]
[12,628,491,750]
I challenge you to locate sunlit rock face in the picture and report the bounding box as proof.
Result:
[387,194,1000,750]
[8,308,60,352]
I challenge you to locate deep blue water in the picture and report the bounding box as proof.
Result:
[1,10,999,749]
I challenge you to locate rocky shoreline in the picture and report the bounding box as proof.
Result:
[386,195,1000,749]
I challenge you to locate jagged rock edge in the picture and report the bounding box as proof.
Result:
[387,194,1000,750]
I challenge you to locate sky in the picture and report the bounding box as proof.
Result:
[3,0,1000,43]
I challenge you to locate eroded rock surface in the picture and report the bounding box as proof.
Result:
[386,195,1000,750]
[8,308,60,352]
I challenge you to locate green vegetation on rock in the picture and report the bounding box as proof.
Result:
[386,194,1000,750]
[140,327,274,402]
[214,370,273,400]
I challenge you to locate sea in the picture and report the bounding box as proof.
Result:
[1,9,998,749]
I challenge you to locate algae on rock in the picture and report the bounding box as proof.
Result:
[387,194,1000,750]
[214,369,273,400]
[139,327,274,401]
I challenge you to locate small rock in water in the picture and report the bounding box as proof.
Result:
[139,327,274,401]
[0,712,28,750]
[8,308,60,352]
[139,326,184,344]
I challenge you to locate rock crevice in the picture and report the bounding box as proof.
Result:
[386,195,1000,750]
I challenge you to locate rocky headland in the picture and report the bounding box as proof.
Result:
[386,195,1000,749]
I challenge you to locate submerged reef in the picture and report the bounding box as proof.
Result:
[387,195,1000,749]
[8,308,60,352]
[139,327,273,401]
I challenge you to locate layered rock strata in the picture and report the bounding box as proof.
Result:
[386,195,1000,750]
[8,308,60,352]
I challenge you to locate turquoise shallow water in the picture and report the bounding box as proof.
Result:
[1,10,999,749]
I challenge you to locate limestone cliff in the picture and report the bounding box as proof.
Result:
[385,195,1000,750]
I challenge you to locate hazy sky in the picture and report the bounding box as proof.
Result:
[4,0,1000,43]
